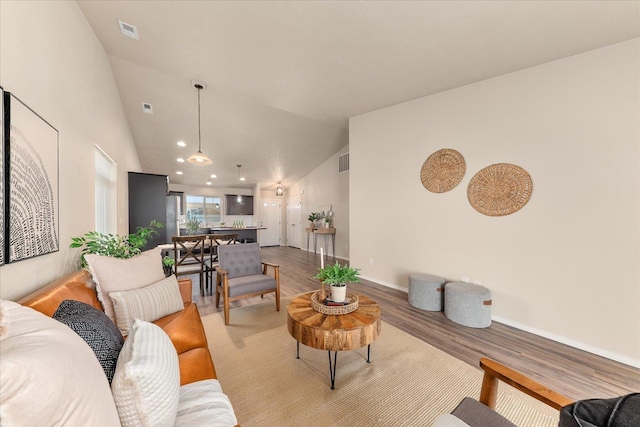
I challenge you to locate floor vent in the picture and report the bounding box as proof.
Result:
[338,152,349,173]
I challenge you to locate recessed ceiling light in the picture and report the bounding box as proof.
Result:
[118,20,139,40]
[177,158,185,163]
[210,174,217,179]
[206,181,212,185]
[176,171,183,175]
[177,141,186,147]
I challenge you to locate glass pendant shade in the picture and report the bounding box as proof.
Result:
[188,83,212,165]
[276,184,284,196]
[187,151,212,165]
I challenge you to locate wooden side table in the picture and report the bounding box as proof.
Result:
[305,227,316,255]
[313,227,336,260]
[287,291,381,389]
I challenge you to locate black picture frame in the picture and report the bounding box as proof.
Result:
[0,86,4,266]
[4,92,59,263]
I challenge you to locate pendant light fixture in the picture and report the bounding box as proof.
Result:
[276,182,284,196]
[186,83,212,165]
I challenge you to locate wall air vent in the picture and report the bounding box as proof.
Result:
[338,152,349,173]
[118,20,139,40]
[142,102,153,114]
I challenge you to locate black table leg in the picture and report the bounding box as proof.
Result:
[296,343,371,390]
[328,351,338,390]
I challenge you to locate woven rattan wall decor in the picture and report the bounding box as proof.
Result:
[420,148,466,193]
[467,163,533,216]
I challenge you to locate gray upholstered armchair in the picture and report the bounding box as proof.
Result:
[215,242,280,325]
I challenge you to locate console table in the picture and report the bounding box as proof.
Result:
[305,227,336,260]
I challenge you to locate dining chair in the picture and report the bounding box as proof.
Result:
[215,242,280,325]
[172,234,208,296]
[204,233,238,295]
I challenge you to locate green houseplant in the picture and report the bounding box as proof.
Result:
[70,220,164,268]
[314,261,360,302]
[308,212,319,229]
[162,255,175,277]
[185,218,202,235]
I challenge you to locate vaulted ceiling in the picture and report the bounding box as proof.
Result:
[76,1,640,190]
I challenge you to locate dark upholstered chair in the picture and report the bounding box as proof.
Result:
[433,357,573,426]
[215,242,280,325]
[434,358,639,427]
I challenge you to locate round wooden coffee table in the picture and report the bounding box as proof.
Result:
[287,291,381,389]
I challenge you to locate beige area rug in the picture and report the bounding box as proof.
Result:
[201,298,559,427]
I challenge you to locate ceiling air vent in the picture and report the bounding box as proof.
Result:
[118,20,139,40]
[338,152,349,174]
[142,102,153,114]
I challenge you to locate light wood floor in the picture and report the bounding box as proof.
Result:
[192,246,639,402]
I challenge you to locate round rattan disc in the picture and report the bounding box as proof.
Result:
[420,149,466,193]
[467,163,533,216]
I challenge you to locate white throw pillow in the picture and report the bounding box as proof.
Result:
[0,300,121,426]
[111,319,180,427]
[176,379,238,427]
[110,275,184,336]
[85,248,166,322]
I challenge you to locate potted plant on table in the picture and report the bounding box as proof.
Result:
[185,218,202,235]
[315,262,360,303]
[308,212,319,229]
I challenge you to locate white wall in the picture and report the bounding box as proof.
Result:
[288,146,350,260]
[350,39,640,366]
[0,1,141,300]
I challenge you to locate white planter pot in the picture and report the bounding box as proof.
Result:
[330,285,347,303]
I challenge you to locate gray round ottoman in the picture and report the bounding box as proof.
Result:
[444,282,492,328]
[408,274,446,311]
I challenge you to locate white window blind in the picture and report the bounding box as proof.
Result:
[95,146,117,234]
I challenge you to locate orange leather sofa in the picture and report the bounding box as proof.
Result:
[18,269,216,386]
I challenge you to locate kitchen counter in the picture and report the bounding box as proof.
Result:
[210,226,266,231]
[178,226,266,243]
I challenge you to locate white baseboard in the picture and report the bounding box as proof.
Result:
[366,278,640,369]
[492,316,640,369]
[360,275,408,293]
[301,248,349,262]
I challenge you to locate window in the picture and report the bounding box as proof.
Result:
[186,195,221,224]
[95,146,117,234]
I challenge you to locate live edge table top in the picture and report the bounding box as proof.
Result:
[287,291,382,352]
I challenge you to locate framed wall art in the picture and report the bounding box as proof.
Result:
[0,86,4,266]
[4,92,59,263]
